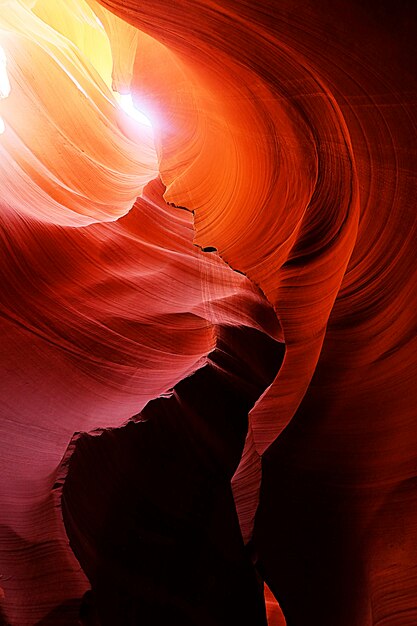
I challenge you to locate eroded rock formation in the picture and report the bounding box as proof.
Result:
[0,0,416,624]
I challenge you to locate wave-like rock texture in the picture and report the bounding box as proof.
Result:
[0,0,158,226]
[1,0,417,624]
[98,1,417,624]
[0,175,281,623]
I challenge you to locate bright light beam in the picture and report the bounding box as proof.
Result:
[0,45,11,135]
[0,46,10,97]
[118,93,152,127]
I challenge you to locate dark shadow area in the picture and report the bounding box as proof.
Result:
[0,606,9,626]
[62,325,284,625]
[254,413,367,626]
[35,599,82,626]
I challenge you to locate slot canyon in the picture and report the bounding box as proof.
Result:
[0,1,416,624]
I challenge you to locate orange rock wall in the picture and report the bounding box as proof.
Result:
[0,0,416,624]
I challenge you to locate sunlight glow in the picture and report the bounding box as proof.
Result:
[118,93,153,127]
[0,45,10,135]
[0,46,10,97]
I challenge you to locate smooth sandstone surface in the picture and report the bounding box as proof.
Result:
[0,0,416,624]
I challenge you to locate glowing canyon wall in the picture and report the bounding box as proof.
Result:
[0,0,416,624]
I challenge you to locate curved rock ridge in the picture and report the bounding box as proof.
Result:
[0,176,281,624]
[99,0,360,457]
[1,0,416,624]
[98,1,417,624]
[0,0,158,226]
